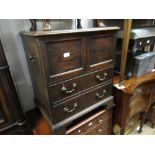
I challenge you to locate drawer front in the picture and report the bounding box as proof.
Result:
[129,95,148,118]
[85,122,111,135]
[50,66,113,103]
[129,83,151,117]
[85,110,112,135]
[53,82,112,124]
[88,34,115,68]
[44,37,85,77]
[134,83,151,95]
[66,109,112,135]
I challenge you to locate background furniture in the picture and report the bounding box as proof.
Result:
[115,27,155,78]
[112,20,155,135]
[113,72,155,134]
[94,19,155,29]
[146,103,155,128]
[0,39,31,134]
[21,27,119,135]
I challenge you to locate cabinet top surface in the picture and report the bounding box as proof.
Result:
[20,27,120,37]
[113,71,155,94]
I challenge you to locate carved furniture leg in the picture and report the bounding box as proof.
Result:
[138,112,146,133]
[120,128,125,135]
[120,121,127,135]
[151,120,155,128]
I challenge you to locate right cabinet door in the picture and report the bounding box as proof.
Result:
[87,33,116,70]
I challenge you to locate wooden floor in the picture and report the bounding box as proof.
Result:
[33,117,51,135]
[26,108,155,135]
[26,108,51,135]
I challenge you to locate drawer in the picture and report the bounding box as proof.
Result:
[53,82,112,124]
[43,37,85,78]
[129,95,148,118]
[85,121,111,135]
[66,108,112,135]
[50,66,113,103]
[134,83,151,95]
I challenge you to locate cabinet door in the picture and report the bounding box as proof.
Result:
[87,33,116,71]
[41,35,86,81]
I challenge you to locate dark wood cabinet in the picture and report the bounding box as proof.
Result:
[20,27,119,135]
[0,39,30,134]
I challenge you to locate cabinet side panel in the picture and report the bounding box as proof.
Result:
[21,36,53,128]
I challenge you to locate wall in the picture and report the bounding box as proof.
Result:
[0,19,94,111]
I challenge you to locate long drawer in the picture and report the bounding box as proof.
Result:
[50,66,113,103]
[53,82,112,124]
[66,108,112,135]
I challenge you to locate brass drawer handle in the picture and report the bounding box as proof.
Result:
[96,89,106,99]
[98,119,103,123]
[96,73,107,82]
[88,122,93,127]
[28,54,36,63]
[135,88,142,94]
[98,129,103,133]
[64,103,78,113]
[61,83,77,95]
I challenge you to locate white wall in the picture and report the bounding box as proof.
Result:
[0,19,94,111]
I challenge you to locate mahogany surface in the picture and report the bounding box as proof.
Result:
[113,71,155,134]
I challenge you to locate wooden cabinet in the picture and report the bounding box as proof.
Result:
[113,72,155,134]
[0,39,30,134]
[21,27,119,135]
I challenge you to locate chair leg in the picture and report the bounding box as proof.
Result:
[138,112,146,133]
[151,121,155,128]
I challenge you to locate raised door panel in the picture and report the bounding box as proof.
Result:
[88,34,115,70]
[42,36,86,81]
